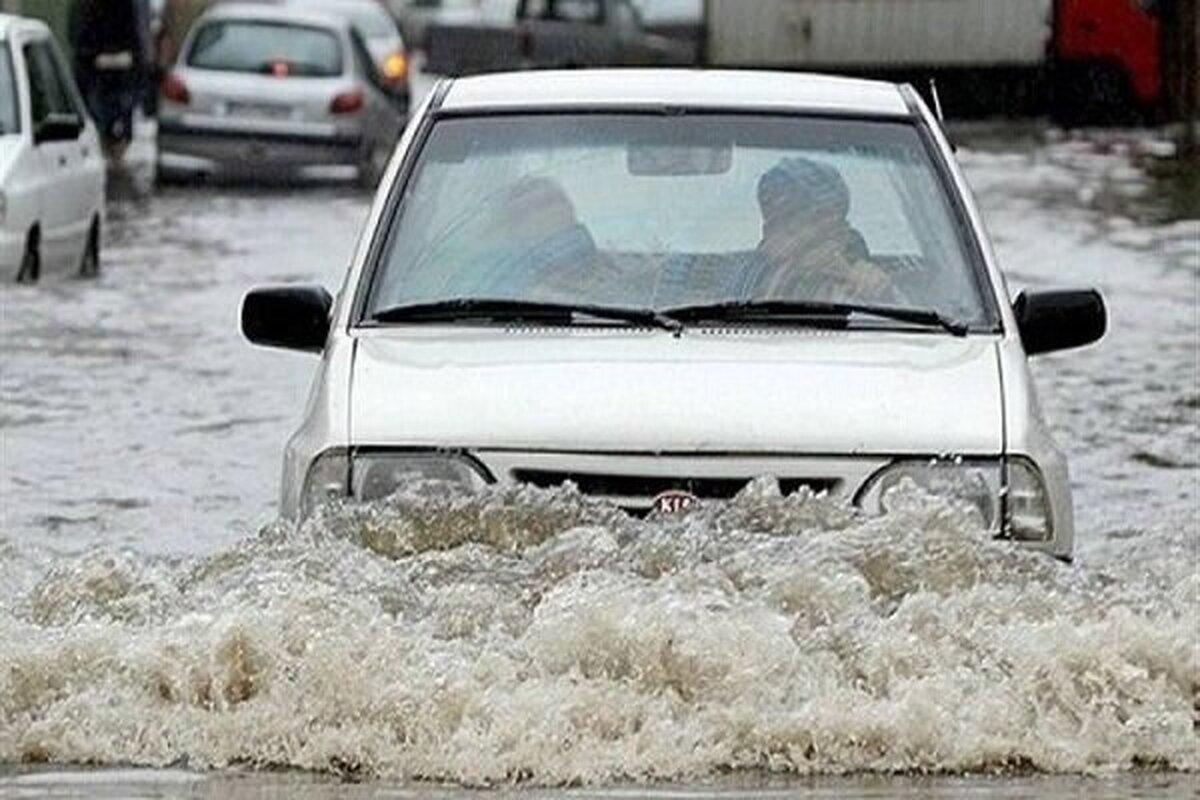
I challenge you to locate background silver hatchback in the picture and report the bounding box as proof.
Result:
[157,2,408,185]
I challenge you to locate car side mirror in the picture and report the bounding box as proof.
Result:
[35,112,83,144]
[241,285,333,353]
[1013,288,1107,356]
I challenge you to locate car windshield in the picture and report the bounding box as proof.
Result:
[367,114,996,328]
[187,20,343,77]
[0,44,18,135]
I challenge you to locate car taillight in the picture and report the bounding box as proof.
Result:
[329,88,364,115]
[161,72,190,105]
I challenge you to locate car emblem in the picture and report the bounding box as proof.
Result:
[651,490,698,515]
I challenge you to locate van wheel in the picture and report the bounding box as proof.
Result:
[80,219,101,278]
[15,228,39,283]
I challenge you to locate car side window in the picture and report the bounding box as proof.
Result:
[22,40,73,129]
[348,28,385,91]
[521,0,551,19]
[22,42,52,127]
[41,38,86,119]
[0,46,19,135]
[612,0,642,30]
[550,0,603,23]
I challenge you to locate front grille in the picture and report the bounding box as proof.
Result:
[512,469,838,504]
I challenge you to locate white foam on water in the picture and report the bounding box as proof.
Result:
[1,480,1195,785]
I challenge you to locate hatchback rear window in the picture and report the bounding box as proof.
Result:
[187,21,343,77]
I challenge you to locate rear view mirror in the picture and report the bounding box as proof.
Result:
[242,285,333,353]
[627,143,733,176]
[35,112,82,144]
[1013,288,1106,356]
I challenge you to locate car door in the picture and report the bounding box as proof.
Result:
[20,37,82,271]
[42,36,102,240]
[0,38,39,274]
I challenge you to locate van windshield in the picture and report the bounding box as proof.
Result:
[187,21,343,77]
[367,114,996,328]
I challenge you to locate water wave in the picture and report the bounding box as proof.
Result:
[1,480,1195,784]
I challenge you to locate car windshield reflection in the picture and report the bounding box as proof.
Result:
[367,113,998,329]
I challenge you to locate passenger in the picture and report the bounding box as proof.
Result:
[744,157,897,303]
[476,177,618,303]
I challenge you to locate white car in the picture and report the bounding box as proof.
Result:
[0,14,105,282]
[242,70,1107,560]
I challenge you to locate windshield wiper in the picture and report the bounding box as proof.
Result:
[662,299,969,336]
[370,298,684,334]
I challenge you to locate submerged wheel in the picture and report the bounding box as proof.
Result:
[79,219,101,278]
[15,228,39,284]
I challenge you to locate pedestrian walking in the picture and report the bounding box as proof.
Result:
[70,0,150,160]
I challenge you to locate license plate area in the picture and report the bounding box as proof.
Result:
[226,101,292,120]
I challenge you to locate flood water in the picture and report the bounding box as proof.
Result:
[0,125,1196,797]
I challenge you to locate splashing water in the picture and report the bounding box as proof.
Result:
[0,480,1195,785]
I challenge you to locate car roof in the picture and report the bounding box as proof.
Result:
[0,13,51,38]
[199,1,350,30]
[286,0,402,37]
[441,69,913,117]
[289,0,389,12]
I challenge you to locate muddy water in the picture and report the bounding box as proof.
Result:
[0,129,1196,795]
[1,480,1196,784]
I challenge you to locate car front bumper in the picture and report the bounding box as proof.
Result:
[284,445,1075,559]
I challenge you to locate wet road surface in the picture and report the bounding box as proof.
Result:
[1,180,368,554]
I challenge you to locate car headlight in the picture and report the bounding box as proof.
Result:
[300,449,491,518]
[1003,457,1054,542]
[857,458,1002,531]
[856,457,1053,542]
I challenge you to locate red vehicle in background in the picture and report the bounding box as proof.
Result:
[1052,0,1162,118]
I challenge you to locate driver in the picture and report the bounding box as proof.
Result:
[743,157,897,304]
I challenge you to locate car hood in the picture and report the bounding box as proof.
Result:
[350,329,1004,454]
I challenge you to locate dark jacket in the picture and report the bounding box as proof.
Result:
[71,0,147,74]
